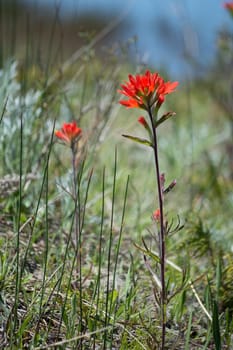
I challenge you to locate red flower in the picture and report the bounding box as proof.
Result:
[224,1,233,10]
[138,116,148,127]
[224,1,233,15]
[55,121,82,147]
[118,70,178,110]
[153,209,161,222]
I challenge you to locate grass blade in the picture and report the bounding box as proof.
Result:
[185,311,193,350]
[212,300,221,350]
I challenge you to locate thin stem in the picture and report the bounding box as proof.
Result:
[92,167,106,349]
[13,112,23,342]
[71,146,83,348]
[148,107,166,349]
[72,147,79,247]
[35,155,49,335]
[109,175,129,348]
[104,149,117,349]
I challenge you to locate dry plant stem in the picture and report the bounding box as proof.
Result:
[148,107,166,349]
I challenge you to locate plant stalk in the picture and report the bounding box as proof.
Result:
[72,146,79,247]
[71,145,83,347]
[148,107,166,349]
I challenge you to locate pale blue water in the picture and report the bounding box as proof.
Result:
[25,0,233,78]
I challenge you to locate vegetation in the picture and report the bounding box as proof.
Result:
[0,1,233,349]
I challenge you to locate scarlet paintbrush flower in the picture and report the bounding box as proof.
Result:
[55,121,82,147]
[118,70,178,110]
[224,1,233,10]
[224,1,233,15]
[153,209,161,222]
[138,116,148,127]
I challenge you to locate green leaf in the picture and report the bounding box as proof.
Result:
[212,300,221,350]
[134,243,160,263]
[122,134,153,147]
[185,310,193,350]
[155,111,176,128]
[216,256,222,301]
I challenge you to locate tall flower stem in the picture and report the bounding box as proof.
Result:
[55,121,83,346]
[148,107,166,349]
[71,145,83,347]
[71,146,79,247]
[118,69,178,349]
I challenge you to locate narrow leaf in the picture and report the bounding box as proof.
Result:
[212,300,221,350]
[122,134,153,147]
[155,111,176,128]
[134,243,160,263]
[216,256,222,301]
[185,310,193,350]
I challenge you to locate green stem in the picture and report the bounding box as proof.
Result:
[71,146,83,348]
[148,107,166,349]
[72,147,79,247]
[13,112,23,342]
[103,150,117,349]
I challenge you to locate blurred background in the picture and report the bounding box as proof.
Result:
[0,0,232,78]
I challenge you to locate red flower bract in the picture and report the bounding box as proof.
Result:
[224,1,233,10]
[224,1,233,17]
[118,70,178,110]
[153,209,161,222]
[138,116,147,127]
[55,121,82,146]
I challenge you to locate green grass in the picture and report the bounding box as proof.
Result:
[0,6,233,349]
